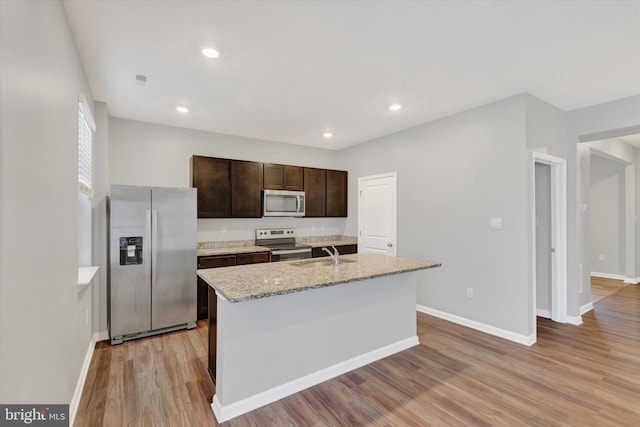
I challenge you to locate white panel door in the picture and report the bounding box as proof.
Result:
[358,173,397,255]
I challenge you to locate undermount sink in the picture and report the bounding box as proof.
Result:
[290,258,356,268]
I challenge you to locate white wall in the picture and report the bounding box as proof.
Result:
[590,154,626,275]
[0,0,99,405]
[340,94,536,338]
[108,118,348,242]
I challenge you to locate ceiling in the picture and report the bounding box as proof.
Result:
[619,133,640,149]
[63,0,640,150]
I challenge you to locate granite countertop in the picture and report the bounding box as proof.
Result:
[300,236,358,248]
[197,246,270,257]
[197,253,441,302]
[196,235,357,256]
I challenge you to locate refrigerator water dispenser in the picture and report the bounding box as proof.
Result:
[119,236,143,265]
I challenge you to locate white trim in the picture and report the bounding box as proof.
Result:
[566,315,583,326]
[591,271,626,281]
[416,305,536,346]
[531,152,569,331]
[211,336,418,422]
[580,302,594,315]
[536,309,552,319]
[624,277,640,285]
[77,266,99,286]
[69,332,99,426]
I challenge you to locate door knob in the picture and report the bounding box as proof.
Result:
[387,243,393,247]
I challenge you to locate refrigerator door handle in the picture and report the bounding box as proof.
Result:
[152,209,158,288]
[146,209,152,287]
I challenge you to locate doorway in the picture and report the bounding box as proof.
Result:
[532,152,568,329]
[358,172,397,256]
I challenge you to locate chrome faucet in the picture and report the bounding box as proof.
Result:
[322,245,340,265]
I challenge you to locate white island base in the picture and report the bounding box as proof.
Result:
[211,272,419,422]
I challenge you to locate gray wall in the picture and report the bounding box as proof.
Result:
[590,154,626,275]
[568,96,640,307]
[108,118,348,242]
[0,0,100,405]
[340,94,536,337]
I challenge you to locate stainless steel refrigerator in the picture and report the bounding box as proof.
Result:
[108,185,197,344]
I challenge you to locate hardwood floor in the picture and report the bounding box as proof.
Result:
[591,276,628,304]
[76,285,640,426]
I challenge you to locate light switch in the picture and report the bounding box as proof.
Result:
[490,218,503,230]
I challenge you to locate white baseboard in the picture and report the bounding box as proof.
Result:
[566,315,583,325]
[580,302,594,315]
[416,305,536,346]
[623,277,640,285]
[69,332,99,426]
[591,271,625,280]
[536,309,551,319]
[212,336,419,422]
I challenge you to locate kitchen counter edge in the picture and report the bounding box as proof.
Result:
[198,253,441,303]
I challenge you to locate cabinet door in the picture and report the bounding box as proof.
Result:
[192,156,231,218]
[264,164,303,191]
[197,277,209,320]
[263,163,284,190]
[231,160,263,217]
[326,170,348,217]
[304,168,326,217]
[283,165,303,190]
[236,252,270,265]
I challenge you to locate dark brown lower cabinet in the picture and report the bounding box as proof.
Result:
[197,252,269,320]
[311,244,357,258]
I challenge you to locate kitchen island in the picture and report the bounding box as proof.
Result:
[197,253,441,422]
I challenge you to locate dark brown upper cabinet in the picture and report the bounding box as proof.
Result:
[192,156,231,218]
[192,156,262,218]
[303,168,326,217]
[193,155,346,218]
[264,163,303,191]
[326,170,348,217]
[231,160,263,217]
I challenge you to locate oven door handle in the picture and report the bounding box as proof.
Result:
[272,248,311,255]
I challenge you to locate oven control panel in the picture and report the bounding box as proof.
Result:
[256,228,296,239]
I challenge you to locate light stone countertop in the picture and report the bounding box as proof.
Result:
[301,236,357,248]
[198,253,441,302]
[197,246,271,257]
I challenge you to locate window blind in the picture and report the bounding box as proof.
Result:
[78,94,95,197]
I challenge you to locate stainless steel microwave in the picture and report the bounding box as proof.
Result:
[263,190,305,217]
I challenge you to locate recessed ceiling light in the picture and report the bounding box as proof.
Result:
[389,103,402,111]
[322,131,333,138]
[176,106,189,113]
[202,48,220,58]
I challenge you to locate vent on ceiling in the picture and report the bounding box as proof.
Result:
[135,74,150,87]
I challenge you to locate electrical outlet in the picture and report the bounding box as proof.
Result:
[598,254,605,261]
[466,287,474,298]
[220,227,227,235]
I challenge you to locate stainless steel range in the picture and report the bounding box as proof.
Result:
[255,228,312,261]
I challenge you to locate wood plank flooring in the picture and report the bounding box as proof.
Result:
[591,276,628,304]
[75,285,640,426]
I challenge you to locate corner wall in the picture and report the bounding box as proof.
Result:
[0,0,97,405]
[341,95,534,337]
